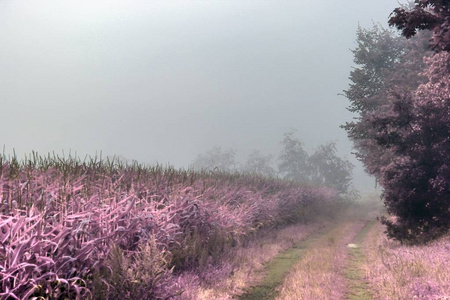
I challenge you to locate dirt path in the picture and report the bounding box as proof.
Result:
[238,217,377,300]
[238,225,330,300]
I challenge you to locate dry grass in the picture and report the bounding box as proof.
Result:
[364,221,450,300]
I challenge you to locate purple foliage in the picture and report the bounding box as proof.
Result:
[344,19,449,243]
[389,0,450,51]
[375,52,450,242]
[354,50,450,243]
[0,157,338,299]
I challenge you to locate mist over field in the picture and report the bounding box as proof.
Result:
[0,0,401,193]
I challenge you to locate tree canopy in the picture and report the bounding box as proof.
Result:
[278,131,355,196]
[344,6,450,243]
[308,142,354,197]
[389,0,450,51]
[278,131,310,182]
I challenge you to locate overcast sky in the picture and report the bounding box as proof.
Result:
[0,0,401,192]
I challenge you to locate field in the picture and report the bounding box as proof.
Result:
[1,154,449,299]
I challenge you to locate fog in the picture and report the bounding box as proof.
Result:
[0,0,399,192]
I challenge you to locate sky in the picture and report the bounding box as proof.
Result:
[0,0,402,192]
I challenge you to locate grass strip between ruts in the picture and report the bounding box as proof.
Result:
[345,220,376,300]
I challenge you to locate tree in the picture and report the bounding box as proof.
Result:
[389,0,450,51]
[343,25,407,115]
[242,150,276,178]
[343,25,431,178]
[278,131,355,196]
[309,142,354,196]
[278,131,310,182]
[191,147,238,172]
[373,52,450,243]
[344,17,450,243]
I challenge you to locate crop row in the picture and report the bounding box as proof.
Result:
[0,154,338,299]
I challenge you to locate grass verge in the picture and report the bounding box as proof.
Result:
[364,221,450,299]
[345,220,375,300]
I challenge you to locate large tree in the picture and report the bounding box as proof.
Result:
[343,25,408,116]
[374,52,450,243]
[308,142,354,196]
[344,6,450,243]
[278,131,310,182]
[278,131,355,196]
[343,25,431,178]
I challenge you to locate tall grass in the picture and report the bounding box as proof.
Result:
[364,221,450,299]
[0,152,338,299]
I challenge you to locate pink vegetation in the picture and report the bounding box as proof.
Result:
[0,159,338,299]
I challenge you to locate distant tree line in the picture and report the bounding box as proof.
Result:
[344,0,450,244]
[191,130,355,197]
